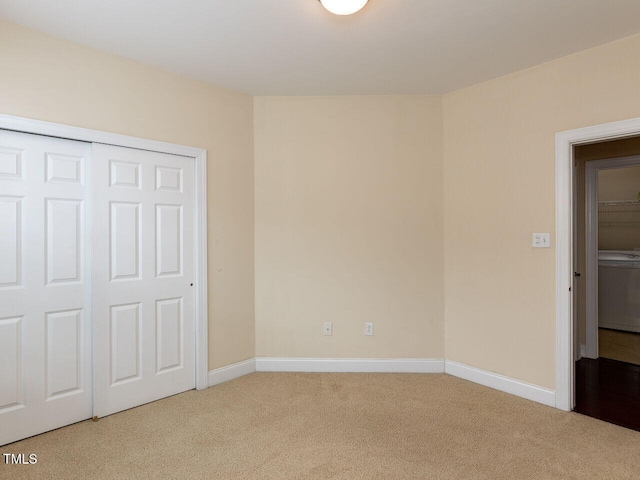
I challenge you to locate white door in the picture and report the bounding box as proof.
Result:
[92,144,195,418]
[0,130,92,446]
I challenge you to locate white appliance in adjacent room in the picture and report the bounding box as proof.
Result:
[598,250,640,333]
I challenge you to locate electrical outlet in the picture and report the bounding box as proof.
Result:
[365,322,374,336]
[323,322,332,336]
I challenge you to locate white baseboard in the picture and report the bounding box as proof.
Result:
[208,357,556,409]
[208,358,256,387]
[255,357,445,373]
[444,360,556,407]
[579,343,586,360]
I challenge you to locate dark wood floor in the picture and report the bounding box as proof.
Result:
[575,357,640,431]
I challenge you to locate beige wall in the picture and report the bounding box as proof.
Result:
[598,165,640,202]
[0,20,255,370]
[443,33,640,389]
[254,96,443,358]
[6,17,640,391]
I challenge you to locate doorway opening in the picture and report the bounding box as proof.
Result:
[555,117,640,414]
[572,138,640,430]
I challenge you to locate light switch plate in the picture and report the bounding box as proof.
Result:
[532,233,551,248]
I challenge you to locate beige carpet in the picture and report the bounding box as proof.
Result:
[2,372,640,480]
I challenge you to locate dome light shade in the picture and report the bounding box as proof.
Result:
[319,0,368,15]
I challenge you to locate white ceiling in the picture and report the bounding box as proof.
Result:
[2,0,640,96]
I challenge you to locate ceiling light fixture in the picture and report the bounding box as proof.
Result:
[319,0,368,16]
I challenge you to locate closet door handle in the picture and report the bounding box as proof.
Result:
[574,272,581,277]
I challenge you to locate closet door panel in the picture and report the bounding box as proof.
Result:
[93,144,195,418]
[0,130,91,446]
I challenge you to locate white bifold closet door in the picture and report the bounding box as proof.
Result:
[92,144,195,418]
[0,130,92,446]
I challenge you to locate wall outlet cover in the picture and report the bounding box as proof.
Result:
[323,322,332,336]
[365,322,374,336]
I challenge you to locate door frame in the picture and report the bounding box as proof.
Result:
[0,113,209,391]
[584,155,640,359]
[555,117,640,411]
